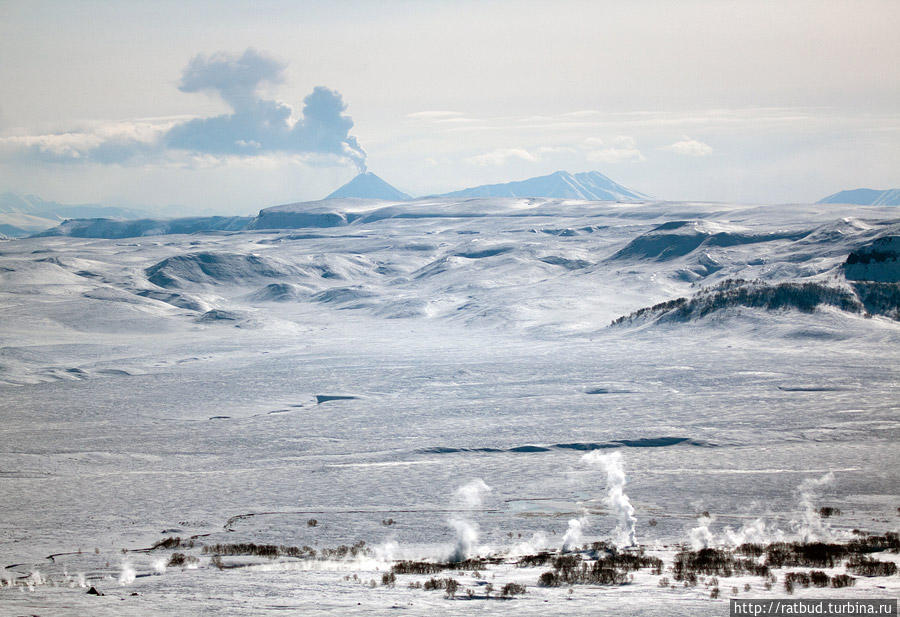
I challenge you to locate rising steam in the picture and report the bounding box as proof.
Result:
[793,472,835,541]
[583,451,637,547]
[118,561,136,585]
[447,478,491,562]
[561,514,587,552]
[689,514,715,550]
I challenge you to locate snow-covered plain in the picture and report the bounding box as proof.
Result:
[0,198,898,615]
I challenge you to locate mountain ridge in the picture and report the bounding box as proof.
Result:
[432,170,650,201]
[817,188,900,206]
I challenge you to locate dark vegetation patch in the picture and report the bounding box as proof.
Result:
[500,582,526,596]
[611,279,876,326]
[201,542,320,560]
[167,552,199,567]
[517,552,555,568]
[737,533,899,569]
[536,547,663,587]
[846,557,898,577]
[845,248,897,265]
[391,556,504,575]
[673,547,769,582]
[422,577,460,597]
[783,571,858,594]
[851,282,900,319]
[149,536,193,551]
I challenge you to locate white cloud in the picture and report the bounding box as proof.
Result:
[584,136,644,163]
[536,145,577,155]
[465,148,537,166]
[663,136,713,156]
[406,110,465,120]
[0,119,173,161]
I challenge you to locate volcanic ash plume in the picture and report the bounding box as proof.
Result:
[583,451,637,547]
[447,478,491,562]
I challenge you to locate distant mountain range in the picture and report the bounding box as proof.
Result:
[0,192,152,236]
[817,188,900,206]
[15,176,900,241]
[433,170,650,201]
[325,170,650,202]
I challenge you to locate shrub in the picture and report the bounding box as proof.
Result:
[538,555,628,586]
[500,582,526,596]
[150,536,183,550]
[445,578,459,598]
[673,548,767,580]
[784,572,811,594]
[846,557,898,577]
[422,577,458,594]
[392,557,501,575]
[392,561,449,575]
[201,543,317,559]
[830,574,855,588]
[761,542,847,568]
[320,541,369,560]
[538,571,558,587]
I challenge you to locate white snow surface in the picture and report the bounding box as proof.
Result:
[0,198,898,615]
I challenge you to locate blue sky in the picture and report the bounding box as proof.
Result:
[0,0,898,213]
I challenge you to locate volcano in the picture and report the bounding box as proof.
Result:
[326,172,411,200]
